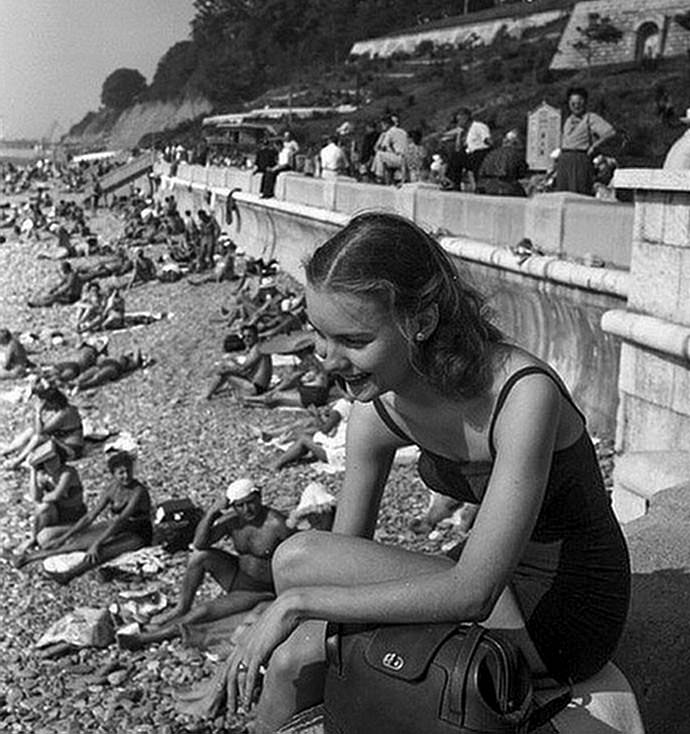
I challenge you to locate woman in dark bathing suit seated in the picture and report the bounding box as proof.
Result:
[11,442,88,562]
[37,451,153,584]
[219,213,631,734]
[1,383,84,470]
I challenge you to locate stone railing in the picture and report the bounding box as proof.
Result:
[158,162,634,269]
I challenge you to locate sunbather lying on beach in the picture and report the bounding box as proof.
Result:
[0,328,32,380]
[23,451,153,584]
[43,339,108,383]
[75,250,132,283]
[270,396,352,471]
[1,382,84,470]
[27,261,83,308]
[73,350,151,392]
[118,478,290,650]
[205,325,272,400]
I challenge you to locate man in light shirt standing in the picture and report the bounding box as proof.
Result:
[443,107,492,190]
[260,131,300,198]
[319,135,349,179]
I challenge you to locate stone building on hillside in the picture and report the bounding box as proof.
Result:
[349,0,575,57]
[552,0,690,70]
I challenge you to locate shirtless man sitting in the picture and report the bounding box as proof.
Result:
[205,324,272,400]
[27,261,83,308]
[0,328,31,380]
[119,477,291,649]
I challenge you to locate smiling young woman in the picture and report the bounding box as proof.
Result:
[222,212,631,734]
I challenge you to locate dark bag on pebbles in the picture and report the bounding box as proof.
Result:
[153,498,204,553]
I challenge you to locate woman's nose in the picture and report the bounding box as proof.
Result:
[317,336,348,372]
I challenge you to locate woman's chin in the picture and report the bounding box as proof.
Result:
[342,377,379,402]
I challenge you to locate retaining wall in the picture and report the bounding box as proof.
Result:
[158,162,630,437]
[164,163,634,268]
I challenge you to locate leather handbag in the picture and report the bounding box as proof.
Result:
[323,622,535,734]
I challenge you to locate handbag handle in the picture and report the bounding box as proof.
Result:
[444,624,486,726]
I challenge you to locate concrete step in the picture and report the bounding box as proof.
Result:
[612,451,690,524]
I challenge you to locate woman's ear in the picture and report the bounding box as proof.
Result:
[413,303,439,342]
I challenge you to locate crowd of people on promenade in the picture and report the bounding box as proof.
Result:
[0,137,635,732]
[193,85,624,202]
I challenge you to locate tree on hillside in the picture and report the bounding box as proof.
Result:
[571,13,623,76]
[101,68,147,110]
[148,42,199,101]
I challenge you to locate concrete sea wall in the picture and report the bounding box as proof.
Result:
[157,162,630,435]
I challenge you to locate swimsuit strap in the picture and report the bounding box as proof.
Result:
[372,398,412,443]
[488,365,585,459]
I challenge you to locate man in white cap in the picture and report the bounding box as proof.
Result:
[663,107,690,169]
[120,477,291,649]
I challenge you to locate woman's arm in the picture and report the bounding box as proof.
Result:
[40,468,75,504]
[227,377,562,705]
[332,401,400,538]
[30,467,42,502]
[297,375,561,623]
[40,406,75,435]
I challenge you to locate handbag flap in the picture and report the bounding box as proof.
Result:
[363,623,460,681]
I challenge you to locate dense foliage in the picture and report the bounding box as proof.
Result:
[147,0,506,105]
[101,68,147,111]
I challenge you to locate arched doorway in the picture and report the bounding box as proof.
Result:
[635,21,660,65]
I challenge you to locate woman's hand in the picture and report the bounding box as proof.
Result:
[224,594,302,713]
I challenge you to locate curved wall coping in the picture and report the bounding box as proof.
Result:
[160,172,629,299]
[602,310,690,362]
[440,236,628,298]
[613,168,690,192]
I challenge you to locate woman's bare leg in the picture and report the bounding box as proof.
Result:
[1,426,34,456]
[5,432,44,469]
[50,531,146,583]
[251,531,546,732]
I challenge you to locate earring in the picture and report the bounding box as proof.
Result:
[415,331,425,342]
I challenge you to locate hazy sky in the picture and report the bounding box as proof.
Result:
[0,0,196,139]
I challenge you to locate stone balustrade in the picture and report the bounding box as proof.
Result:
[160,163,634,269]
[606,168,690,522]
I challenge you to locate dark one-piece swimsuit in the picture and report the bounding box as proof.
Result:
[110,480,154,545]
[373,365,631,684]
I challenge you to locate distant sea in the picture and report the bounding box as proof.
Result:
[0,147,41,165]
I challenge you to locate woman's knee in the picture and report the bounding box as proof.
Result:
[265,622,326,690]
[272,531,329,590]
[35,502,57,523]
